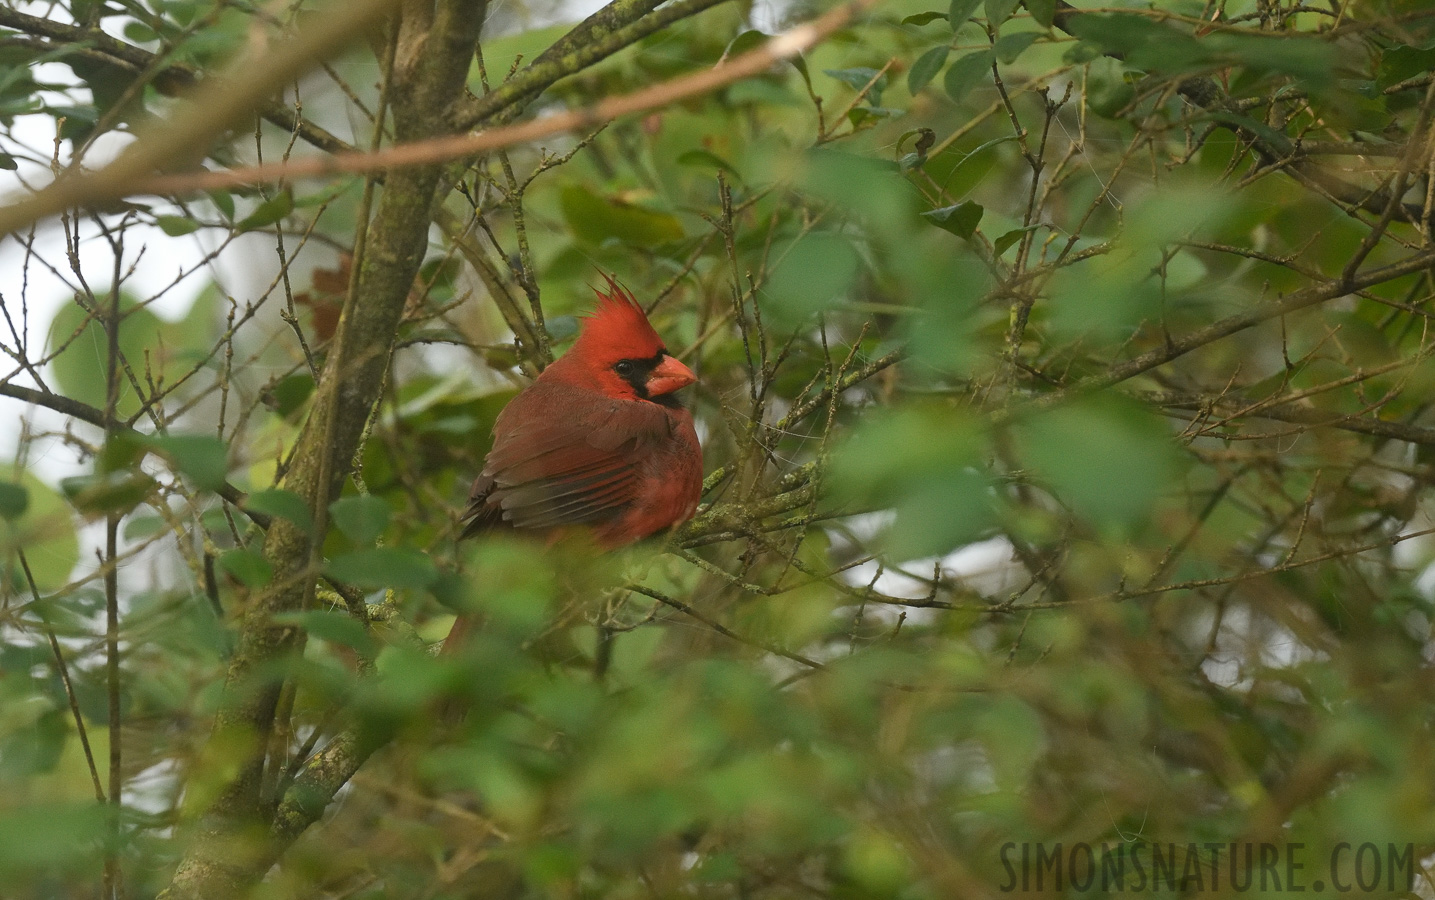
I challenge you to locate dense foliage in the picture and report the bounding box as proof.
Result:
[2,0,1435,896]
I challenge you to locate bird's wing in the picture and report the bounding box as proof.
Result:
[461,382,671,535]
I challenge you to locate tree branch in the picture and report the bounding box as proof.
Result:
[0,381,269,526]
[0,0,394,238]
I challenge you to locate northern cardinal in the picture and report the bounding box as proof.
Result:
[459,276,703,547]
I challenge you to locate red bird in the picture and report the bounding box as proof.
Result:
[459,276,703,547]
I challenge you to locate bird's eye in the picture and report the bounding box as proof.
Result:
[614,361,635,377]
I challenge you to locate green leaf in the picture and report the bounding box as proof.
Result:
[765,232,861,326]
[46,294,164,419]
[0,803,107,873]
[973,696,1047,787]
[985,0,1021,27]
[675,149,739,177]
[264,372,315,418]
[206,188,234,220]
[123,21,159,42]
[908,45,950,95]
[920,201,984,238]
[995,31,1039,64]
[902,11,948,26]
[948,0,983,29]
[545,315,580,343]
[235,190,293,233]
[788,53,813,92]
[292,178,358,208]
[846,107,901,129]
[0,473,77,592]
[1086,57,1135,118]
[274,609,376,657]
[0,153,17,171]
[801,147,910,224]
[1025,0,1056,28]
[243,489,313,535]
[559,185,684,247]
[1015,397,1183,530]
[943,50,993,104]
[823,67,888,105]
[0,482,28,520]
[1207,109,1294,155]
[829,403,993,557]
[329,495,391,544]
[1382,43,1435,87]
[123,513,166,540]
[326,547,439,590]
[60,471,157,517]
[146,433,228,491]
[98,431,148,474]
[217,548,272,587]
[723,29,769,59]
[993,224,1041,256]
[155,215,199,236]
[1065,14,1204,72]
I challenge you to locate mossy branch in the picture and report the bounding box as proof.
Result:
[160,2,486,896]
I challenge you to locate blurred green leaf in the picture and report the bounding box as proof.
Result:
[205,188,234,220]
[1381,42,1435,87]
[146,433,228,491]
[973,695,1047,786]
[764,232,860,325]
[0,481,28,520]
[1086,56,1135,118]
[831,403,994,556]
[908,45,950,95]
[559,185,684,247]
[274,609,376,657]
[0,802,106,874]
[329,495,391,544]
[217,548,272,587]
[46,294,162,419]
[60,470,157,517]
[1015,396,1183,530]
[675,148,739,176]
[902,11,948,27]
[921,200,983,238]
[235,190,293,233]
[823,67,888,105]
[0,473,77,592]
[155,215,200,236]
[801,147,912,224]
[327,547,438,590]
[243,488,313,535]
[723,29,768,59]
[944,50,993,103]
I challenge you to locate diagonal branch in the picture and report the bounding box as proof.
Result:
[0,0,395,238]
[1058,244,1435,398]
[0,381,269,526]
[0,7,355,157]
[131,0,876,197]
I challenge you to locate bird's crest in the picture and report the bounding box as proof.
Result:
[578,274,665,359]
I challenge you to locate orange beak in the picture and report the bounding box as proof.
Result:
[646,354,697,397]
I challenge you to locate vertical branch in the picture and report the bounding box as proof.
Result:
[162,2,488,896]
[100,224,125,900]
[18,546,106,804]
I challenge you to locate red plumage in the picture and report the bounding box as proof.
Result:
[460,276,703,548]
